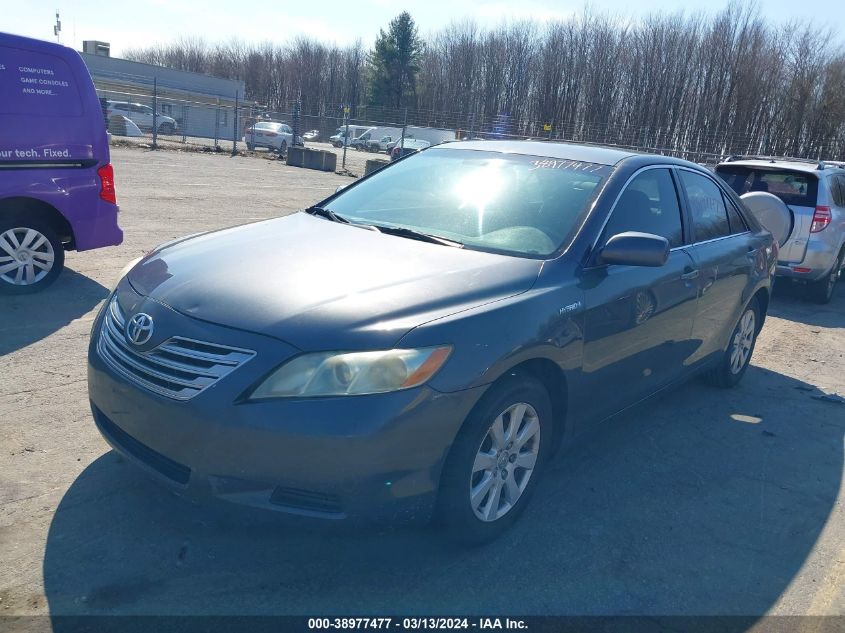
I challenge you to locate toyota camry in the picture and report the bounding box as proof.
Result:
[88,141,775,542]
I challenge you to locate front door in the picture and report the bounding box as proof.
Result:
[581,167,699,421]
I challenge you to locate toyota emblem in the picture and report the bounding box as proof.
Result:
[126,313,155,346]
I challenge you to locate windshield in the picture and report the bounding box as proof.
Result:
[324,148,611,257]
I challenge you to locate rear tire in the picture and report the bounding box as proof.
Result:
[808,254,841,304]
[705,297,759,388]
[279,140,288,156]
[246,143,255,151]
[158,122,175,135]
[436,375,553,544]
[0,216,64,295]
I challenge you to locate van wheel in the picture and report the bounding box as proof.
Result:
[436,375,553,544]
[705,297,759,388]
[0,218,64,294]
[808,254,841,304]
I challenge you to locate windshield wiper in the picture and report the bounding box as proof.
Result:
[305,206,383,232]
[304,205,350,224]
[369,224,464,248]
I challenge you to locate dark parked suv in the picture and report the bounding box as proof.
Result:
[88,141,775,542]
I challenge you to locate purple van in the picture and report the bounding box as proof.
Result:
[0,33,122,294]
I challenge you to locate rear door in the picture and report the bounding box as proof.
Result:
[677,168,757,364]
[716,164,818,263]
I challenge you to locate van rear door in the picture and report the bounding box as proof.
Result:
[716,165,818,263]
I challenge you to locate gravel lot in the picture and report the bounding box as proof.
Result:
[113,134,386,177]
[0,146,843,623]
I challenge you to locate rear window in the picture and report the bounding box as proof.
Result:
[716,165,818,207]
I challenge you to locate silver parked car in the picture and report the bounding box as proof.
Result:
[716,157,845,303]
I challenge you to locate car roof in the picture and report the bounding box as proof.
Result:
[436,140,639,165]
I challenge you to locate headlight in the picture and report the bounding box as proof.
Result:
[112,256,142,290]
[249,346,452,399]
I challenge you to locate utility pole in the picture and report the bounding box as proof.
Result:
[53,11,61,44]
[342,105,350,169]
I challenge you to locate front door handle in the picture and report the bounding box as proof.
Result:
[681,268,700,281]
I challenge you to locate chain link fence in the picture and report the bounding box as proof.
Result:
[94,76,845,175]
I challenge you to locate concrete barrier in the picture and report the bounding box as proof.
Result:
[365,159,389,176]
[287,148,337,172]
[286,146,305,167]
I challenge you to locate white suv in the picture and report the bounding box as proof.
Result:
[716,157,845,303]
[105,101,178,135]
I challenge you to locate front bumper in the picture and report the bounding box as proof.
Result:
[87,288,484,523]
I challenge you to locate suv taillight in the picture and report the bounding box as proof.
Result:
[810,206,831,232]
[98,163,117,204]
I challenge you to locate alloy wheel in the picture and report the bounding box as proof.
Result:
[0,227,55,286]
[470,402,541,522]
[729,309,756,375]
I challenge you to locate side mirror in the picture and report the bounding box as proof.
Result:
[600,232,669,267]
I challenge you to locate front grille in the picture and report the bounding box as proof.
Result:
[97,297,255,401]
[93,405,191,485]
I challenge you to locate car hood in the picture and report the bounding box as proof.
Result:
[128,213,543,350]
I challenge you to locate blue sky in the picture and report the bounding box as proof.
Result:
[3,0,842,56]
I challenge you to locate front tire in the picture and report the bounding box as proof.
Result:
[705,297,759,388]
[0,217,64,294]
[437,375,553,544]
[279,140,288,155]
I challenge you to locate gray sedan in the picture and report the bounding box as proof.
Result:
[88,141,775,542]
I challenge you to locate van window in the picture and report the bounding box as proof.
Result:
[0,47,82,116]
[716,165,819,208]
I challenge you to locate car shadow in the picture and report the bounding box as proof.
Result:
[0,268,109,356]
[766,278,844,327]
[43,366,842,621]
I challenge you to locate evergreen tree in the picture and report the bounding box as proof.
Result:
[368,12,422,109]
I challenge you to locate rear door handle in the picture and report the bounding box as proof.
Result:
[681,268,700,281]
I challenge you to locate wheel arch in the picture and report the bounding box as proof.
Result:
[467,357,570,454]
[750,286,769,333]
[0,197,75,249]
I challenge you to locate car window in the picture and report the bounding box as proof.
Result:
[723,194,748,234]
[602,168,684,248]
[716,165,819,207]
[829,176,845,207]
[325,148,612,258]
[680,170,731,241]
